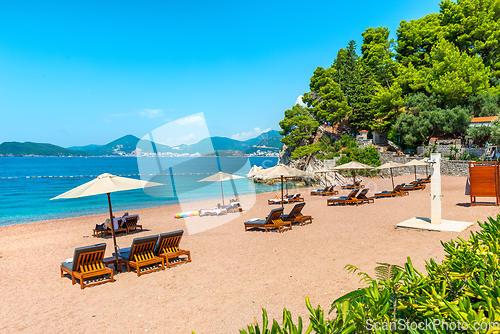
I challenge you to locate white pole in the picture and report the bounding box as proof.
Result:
[430,153,442,225]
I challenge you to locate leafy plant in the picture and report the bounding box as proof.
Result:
[241,215,500,334]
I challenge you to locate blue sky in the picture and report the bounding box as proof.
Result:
[0,0,440,147]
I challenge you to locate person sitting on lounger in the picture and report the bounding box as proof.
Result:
[105,216,119,230]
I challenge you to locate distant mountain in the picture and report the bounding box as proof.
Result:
[0,142,87,157]
[67,144,102,152]
[87,135,141,156]
[149,130,283,155]
[242,130,281,147]
[0,129,283,157]
[184,136,248,153]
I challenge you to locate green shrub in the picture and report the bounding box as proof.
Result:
[336,145,381,167]
[241,215,500,333]
[291,143,321,159]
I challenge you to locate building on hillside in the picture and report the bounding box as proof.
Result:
[371,130,388,146]
[356,130,369,141]
[468,116,499,127]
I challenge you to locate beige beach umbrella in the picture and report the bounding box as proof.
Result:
[331,161,374,186]
[375,161,406,190]
[51,173,166,266]
[404,159,430,180]
[197,171,244,206]
[251,164,315,207]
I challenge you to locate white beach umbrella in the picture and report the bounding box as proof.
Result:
[197,171,243,206]
[251,164,315,207]
[51,173,166,266]
[404,159,430,180]
[332,161,374,186]
[375,161,406,190]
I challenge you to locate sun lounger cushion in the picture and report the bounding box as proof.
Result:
[376,191,390,195]
[61,243,107,272]
[269,198,288,204]
[328,196,348,200]
[244,219,267,226]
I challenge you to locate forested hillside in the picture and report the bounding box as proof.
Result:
[280,0,500,159]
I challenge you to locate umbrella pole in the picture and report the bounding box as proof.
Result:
[220,180,224,206]
[281,175,284,209]
[390,168,395,191]
[414,166,417,180]
[107,193,120,273]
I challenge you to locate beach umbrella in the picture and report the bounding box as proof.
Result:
[404,159,430,180]
[375,161,406,190]
[197,171,244,206]
[51,173,166,267]
[331,161,374,186]
[251,164,315,208]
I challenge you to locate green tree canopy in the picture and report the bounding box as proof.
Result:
[425,38,491,105]
[302,67,352,124]
[361,26,398,88]
[348,62,380,131]
[332,40,359,104]
[468,92,500,116]
[392,93,472,145]
[441,0,500,80]
[370,82,406,133]
[396,13,443,68]
[489,120,500,145]
[279,104,319,149]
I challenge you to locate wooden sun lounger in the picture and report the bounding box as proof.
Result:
[341,180,365,189]
[60,243,114,289]
[402,180,426,191]
[310,186,327,196]
[93,215,143,237]
[282,202,312,226]
[321,186,339,196]
[123,215,143,233]
[118,235,165,277]
[374,184,409,198]
[199,208,227,216]
[268,197,289,205]
[225,201,243,213]
[356,188,374,204]
[310,186,339,196]
[417,175,431,184]
[244,207,292,233]
[327,189,360,206]
[199,201,243,216]
[286,193,304,203]
[154,230,191,268]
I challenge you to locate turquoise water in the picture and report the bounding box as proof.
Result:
[0,156,278,226]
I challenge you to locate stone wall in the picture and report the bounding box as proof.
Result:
[417,146,486,159]
[323,158,340,169]
[379,152,469,177]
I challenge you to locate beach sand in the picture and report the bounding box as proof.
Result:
[0,175,498,333]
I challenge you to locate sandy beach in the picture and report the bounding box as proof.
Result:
[0,174,498,333]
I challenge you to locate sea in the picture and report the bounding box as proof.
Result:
[0,156,279,226]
